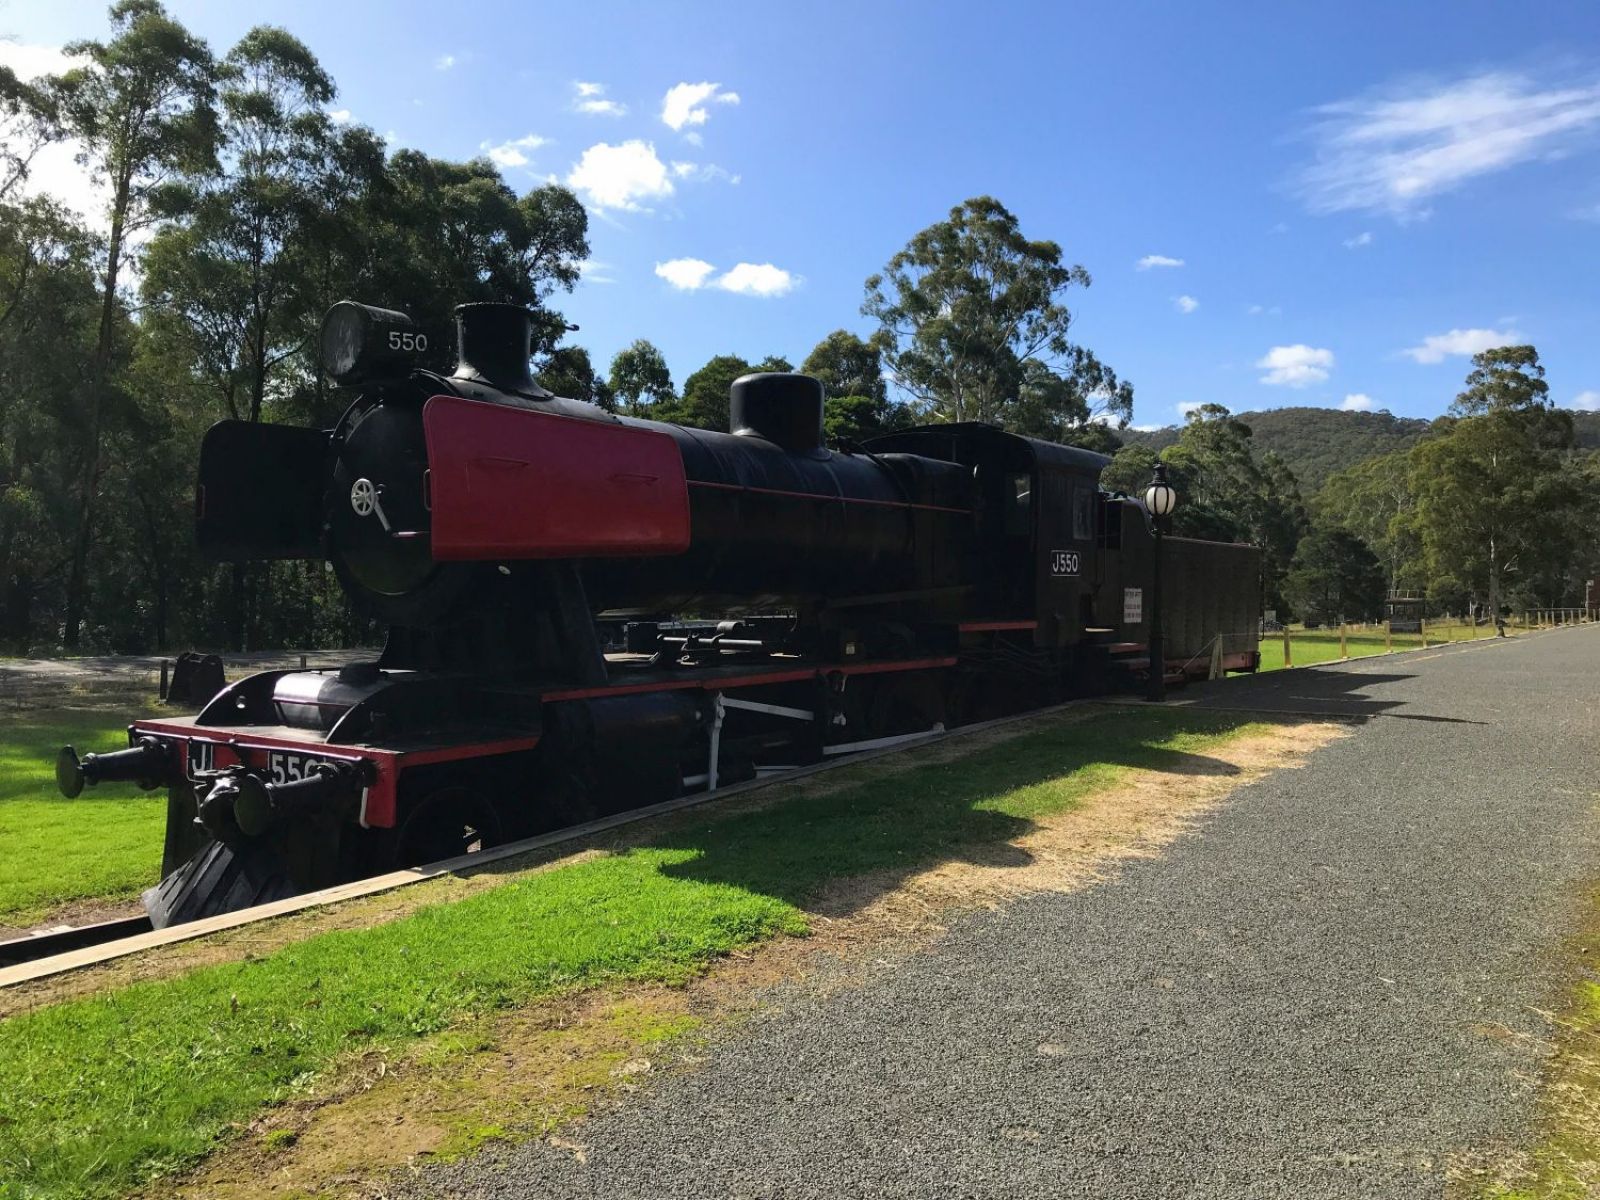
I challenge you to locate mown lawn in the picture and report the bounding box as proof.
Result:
[0,706,1269,1200]
[1256,622,1505,672]
[0,710,164,925]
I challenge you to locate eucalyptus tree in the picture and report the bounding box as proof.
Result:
[50,0,217,646]
[802,329,884,403]
[862,196,1132,434]
[142,25,335,426]
[607,339,675,414]
[0,61,58,201]
[1410,345,1583,615]
[0,200,100,645]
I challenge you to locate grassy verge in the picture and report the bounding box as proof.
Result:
[0,706,1270,1200]
[1463,890,1600,1199]
[0,710,162,925]
[1257,622,1508,672]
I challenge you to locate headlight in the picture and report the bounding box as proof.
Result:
[319,300,426,386]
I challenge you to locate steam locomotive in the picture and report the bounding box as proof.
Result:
[57,301,1261,927]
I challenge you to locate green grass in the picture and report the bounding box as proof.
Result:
[0,710,164,924]
[0,706,1267,1200]
[1256,621,1506,672]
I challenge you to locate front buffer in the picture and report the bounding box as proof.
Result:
[58,663,544,928]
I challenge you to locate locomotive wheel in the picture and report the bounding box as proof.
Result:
[393,786,504,868]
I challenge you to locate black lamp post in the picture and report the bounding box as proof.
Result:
[1144,463,1178,702]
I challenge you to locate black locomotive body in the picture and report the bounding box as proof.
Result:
[60,301,1261,927]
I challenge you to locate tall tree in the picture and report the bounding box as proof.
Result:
[1161,404,1309,607]
[1282,526,1386,625]
[142,25,335,425]
[1410,345,1580,617]
[607,339,674,414]
[862,195,1132,433]
[1009,358,1123,452]
[537,345,614,410]
[51,0,217,646]
[0,200,101,645]
[0,61,58,201]
[802,330,884,403]
[668,353,753,430]
[367,154,587,359]
[1317,449,1422,595]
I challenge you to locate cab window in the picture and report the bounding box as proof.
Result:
[1071,483,1094,542]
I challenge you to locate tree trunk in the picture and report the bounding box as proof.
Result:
[62,189,128,649]
[1487,533,1502,621]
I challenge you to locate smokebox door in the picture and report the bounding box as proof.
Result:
[196,420,329,560]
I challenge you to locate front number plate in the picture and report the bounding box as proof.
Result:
[265,750,334,785]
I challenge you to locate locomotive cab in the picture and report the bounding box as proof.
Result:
[862,425,1109,647]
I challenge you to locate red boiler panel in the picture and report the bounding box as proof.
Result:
[422,395,692,560]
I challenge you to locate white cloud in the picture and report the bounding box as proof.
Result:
[566,140,673,211]
[328,108,352,124]
[1177,401,1203,416]
[1256,344,1335,387]
[1174,294,1199,314]
[1341,393,1376,411]
[1137,254,1184,270]
[1295,71,1600,217]
[572,258,615,285]
[1131,423,1162,432]
[669,160,740,184]
[655,258,716,290]
[481,133,549,170]
[715,262,796,297]
[1246,303,1282,317]
[573,81,627,117]
[1401,327,1522,364]
[435,54,457,71]
[1344,231,1373,248]
[654,258,799,297]
[661,81,740,133]
[1572,390,1600,411]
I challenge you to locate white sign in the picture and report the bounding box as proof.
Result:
[1123,587,1143,624]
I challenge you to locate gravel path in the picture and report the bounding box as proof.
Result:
[409,628,1600,1199]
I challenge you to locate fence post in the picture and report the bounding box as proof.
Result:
[1339,624,1348,659]
[1385,623,1393,653]
[1421,619,1429,649]
[1282,625,1292,668]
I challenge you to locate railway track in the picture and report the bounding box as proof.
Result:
[0,914,153,969]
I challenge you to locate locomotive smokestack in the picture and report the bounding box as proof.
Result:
[730,374,826,455]
[452,303,540,394]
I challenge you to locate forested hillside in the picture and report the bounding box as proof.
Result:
[1123,406,1600,495]
[1122,407,1430,493]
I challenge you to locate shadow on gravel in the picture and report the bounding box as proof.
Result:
[1184,667,1427,720]
[638,712,1263,920]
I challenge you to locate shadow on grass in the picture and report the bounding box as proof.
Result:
[645,709,1254,917]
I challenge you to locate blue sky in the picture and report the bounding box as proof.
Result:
[6,0,1600,426]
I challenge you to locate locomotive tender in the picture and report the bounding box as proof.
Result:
[57,301,1261,927]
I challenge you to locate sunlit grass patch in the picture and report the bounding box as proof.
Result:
[0,710,162,924]
[1256,622,1504,672]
